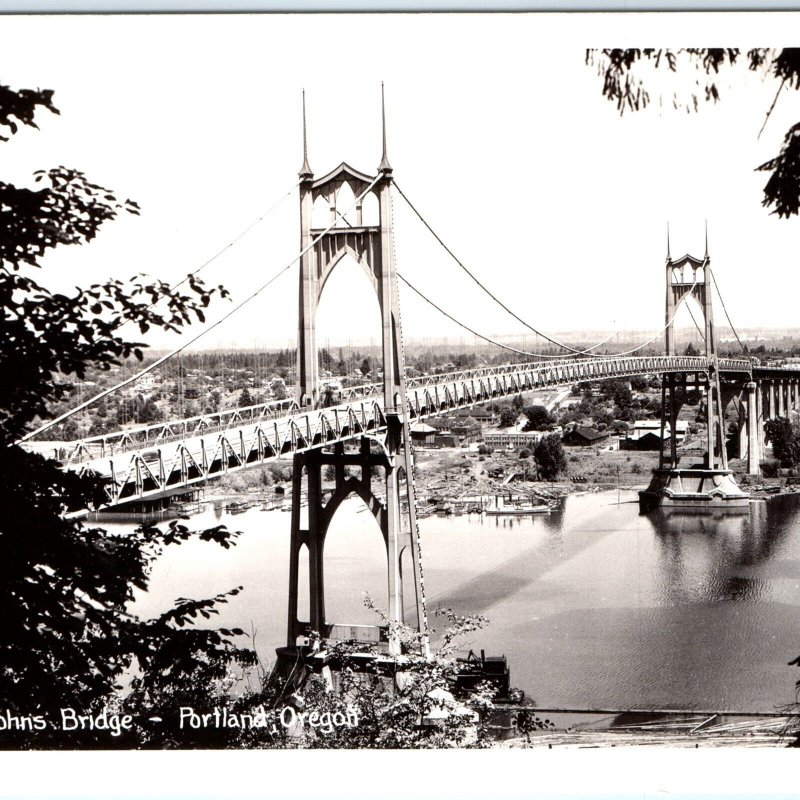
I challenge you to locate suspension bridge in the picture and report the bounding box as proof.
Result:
[18,87,800,656]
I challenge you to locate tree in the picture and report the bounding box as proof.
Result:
[587,48,800,218]
[497,406,518,429]
[0,80,251,746]
[685,342,699,357]
[522,405,554,431]
[239,387,253,407]
[116,394,162,426]
[360,357,372,376]
[319,347,334,372]
[765,417,800,466]
[270,376,288,401]
[592,408,615,430]
[611,382,632,413]
[534,434,567,480]
[511,394,525,412]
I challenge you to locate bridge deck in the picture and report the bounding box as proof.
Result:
[23,355,769,507]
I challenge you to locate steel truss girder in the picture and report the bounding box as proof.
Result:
[28,355,766,507]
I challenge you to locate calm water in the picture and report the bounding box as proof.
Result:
[109,490,800,713]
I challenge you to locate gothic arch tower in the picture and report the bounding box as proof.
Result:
[282,88,427,662]
[663,231,727,470]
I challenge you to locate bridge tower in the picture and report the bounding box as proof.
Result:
[662,231,726,471]
[641,229,753,511]
[281,89,427,666]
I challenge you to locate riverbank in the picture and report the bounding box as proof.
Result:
[189,442,797,514]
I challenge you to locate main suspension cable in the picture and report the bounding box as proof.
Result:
[19,180,299,435]
[393,182,619,356]
[166,182,299,295]
[683,297,707,343]
[711,272,749,354]
[397,269,700,360]
[20,174,382,442]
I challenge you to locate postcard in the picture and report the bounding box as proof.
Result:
[1,7,799,797]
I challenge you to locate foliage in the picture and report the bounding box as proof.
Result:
[0,80,251,746]
[105,605,534,750]
[117,393,162,426]
[497,405,518,428]
[760,459,780,478]
[764,417,800,466]
[269,376,288,400]
[534,434,567,480]
[586,48,800,218]
[522,404,554,432]
[592,408,615,430]
[284,608,496,749]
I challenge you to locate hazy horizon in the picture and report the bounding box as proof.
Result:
[3,14,798,360]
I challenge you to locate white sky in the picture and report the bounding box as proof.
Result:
[2,12,800,351]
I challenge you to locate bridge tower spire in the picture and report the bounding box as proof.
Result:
[378,81,392,174]
[282,88,427,668]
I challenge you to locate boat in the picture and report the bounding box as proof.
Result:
[225,500,254,515]
[485,494,550,516]
[638,468,751,513]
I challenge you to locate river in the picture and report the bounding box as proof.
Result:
[107,489,800,713]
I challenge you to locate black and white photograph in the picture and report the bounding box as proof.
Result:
[2,9,800,782]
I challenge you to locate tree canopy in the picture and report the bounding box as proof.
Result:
[534,434,567,480]
[522,405,555,432]
[0,80,251,746]
[586,48,800,218]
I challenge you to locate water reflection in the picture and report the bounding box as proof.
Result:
[646,502,796,605]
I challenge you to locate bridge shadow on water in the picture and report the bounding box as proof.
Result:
[417,498,623,618]
[418,492,800,619]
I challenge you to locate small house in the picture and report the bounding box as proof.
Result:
[561,426,610,447]
[410,422,438,446]
[620,419,688,451]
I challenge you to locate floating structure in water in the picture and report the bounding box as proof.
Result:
[485,494,551,516]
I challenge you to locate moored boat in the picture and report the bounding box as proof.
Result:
[485,494,550,516]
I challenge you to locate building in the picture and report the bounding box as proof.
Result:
[453,405,496,424]
[620,419,689,451]
[484,430,546,449]
[561,426,610,447]
[410,422,438,446]
[428,415,482,447]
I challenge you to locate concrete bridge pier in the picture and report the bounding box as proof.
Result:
[745,381,762,476]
